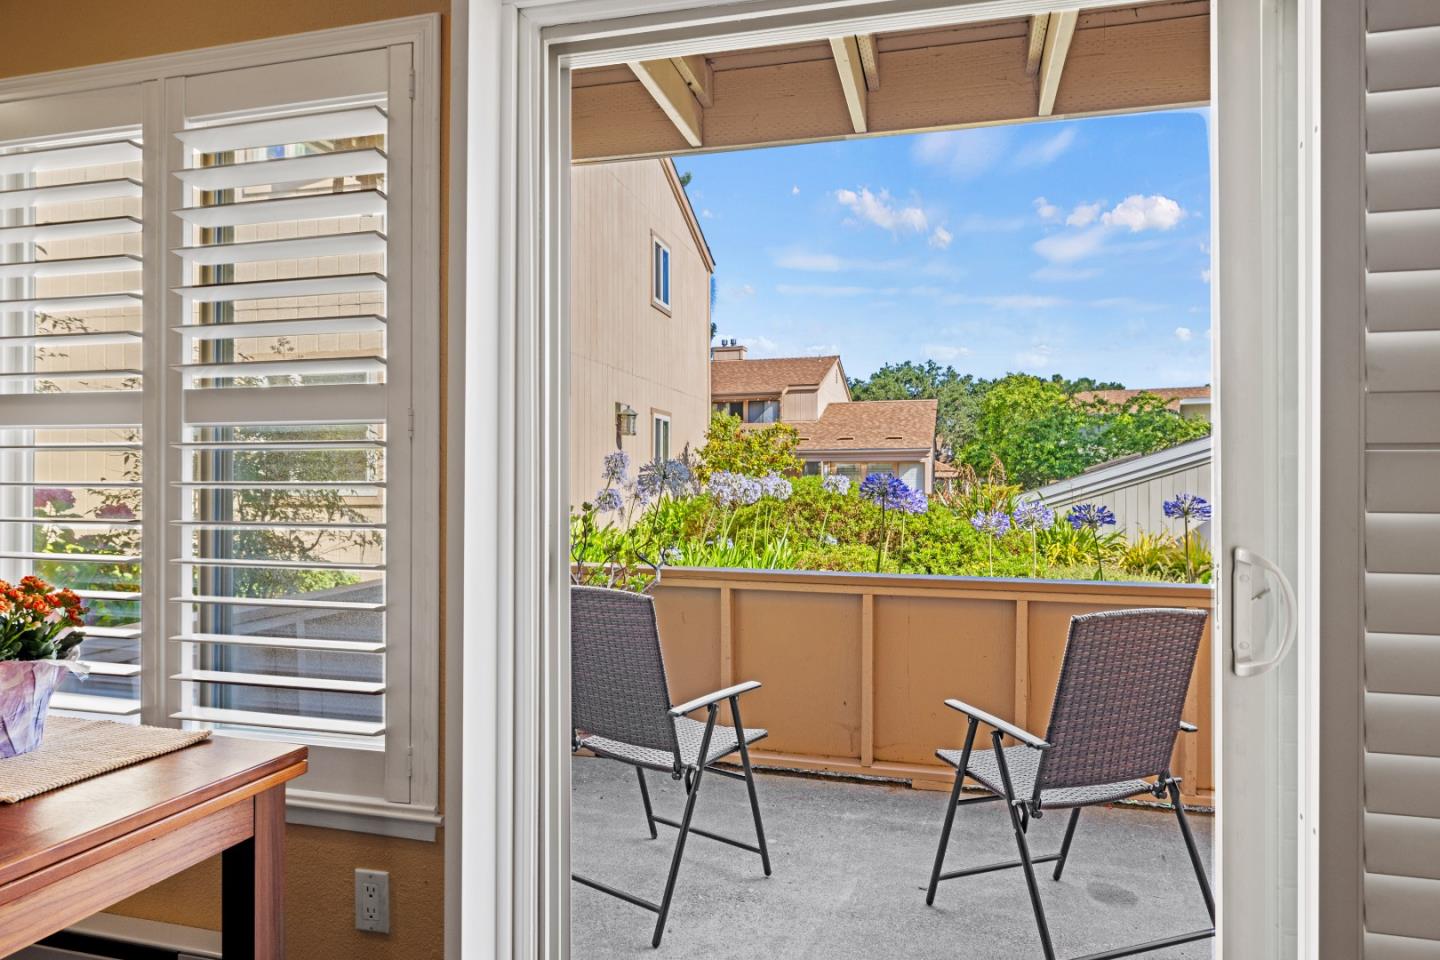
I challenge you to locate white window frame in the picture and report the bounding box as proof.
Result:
[464,0,1320,957]
[0,14,443,838]
[651,411,670,461]
[651,233,671,312]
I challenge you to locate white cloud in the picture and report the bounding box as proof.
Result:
[954,213,1027,233]
[1201,267,1212,283]
[1090,296,1165,312]
[835,187,929,234]
[929,226,953,249]
[776,283,882,298]
[1033,226,1109,264]
[1015,344,1054,370]
[718,282,756,303]
[1015,127,1077,167]
[1032,265,1101,282]
[924,343,972,362]
[1101,194,1185,232]
[1034,197,1061,221]
[1174,326,1194,342]
[912,127,1012,179]
[804,343,841,356]
[740,335,780,354]
[791,185,801,196]
[771,248,908,273]
[943,292,1065,309]
[1066,202,1102,227]
[701,208,714,219]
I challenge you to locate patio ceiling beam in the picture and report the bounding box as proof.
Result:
[672,55,714,108]
[856,34,880,92]
[1036,10,1079,117]
[829,36,869,134]
[627,58,705,147]
[1025,15,1049,77]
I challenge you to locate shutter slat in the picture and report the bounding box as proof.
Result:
[1367,515,1440,574]
[1368,210,1440,272]
[177,357,385,380]
[172,706,384,737]
[176,105,387,154]
[175,272,386,302]
[1367,269,1440,332]
[176,314,385,340]
[171,632,385,654]
[0,137,142,175]
[1368,451,1440,513]
[1368,330,1440,392]
[177,594,385,612]
[0,254,142,281]
[1366,692,1440,757]
[1367,754,1440,819]
[1366,874,1440,941]
[0,550,141,563]
[175,147,386,191]
[0,368,144,384]
[1369,148,1440,212]
[172,670,384,695]
[0,178,142,210]
[0,216,142,244]
[172,188,386,228]
[50,692,141,717]
[174,556,384,571]
[80,661,142,677]
[1367,24,1440,92]
[0,292,141,312]
[1369,0,1440,32]
[175,231,386,267]
[0,331,142,348]
[1367,573,1440,634]
[174,519,383,531]
[1363,932,1440,959]
[74,589,141,602]
[1367,812,1440,880]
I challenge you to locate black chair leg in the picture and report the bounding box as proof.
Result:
[1005,797,1059,960]
[1052,808,1081,881]
[651,707,718,948]
[926,717,979,906]
[730,696,772,876]
[636,766,658,840]
[1167,780,1216,923]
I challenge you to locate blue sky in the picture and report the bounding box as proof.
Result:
[680,108,1212,387]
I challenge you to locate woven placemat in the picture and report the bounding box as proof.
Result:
[0,716,211,804]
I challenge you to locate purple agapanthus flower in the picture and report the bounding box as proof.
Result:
[602,450,630,483]
[970,509,1011,536]
[96,502,136,520]
[33,488,76,511]
[594,487,624,513]
[904,489,929,515]
[859,473,913,511]
[1067,503,1117,531]
[760,472,792,501]
[637,458,691,500]
[822,474,851,496]
[1162,492,1212,522]
[1012,500,1055,532]
[736,476,763,506]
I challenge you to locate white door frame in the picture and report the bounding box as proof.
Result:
[459,0,1320,956]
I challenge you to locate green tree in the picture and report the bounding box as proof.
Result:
[1086,393,1211,463]
[697,412,803,479]
[959,375,1093,488]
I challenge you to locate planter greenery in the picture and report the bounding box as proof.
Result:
[0,576,87,759]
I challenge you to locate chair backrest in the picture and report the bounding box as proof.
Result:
[1034,607,1209,795]
[570,586,680,759]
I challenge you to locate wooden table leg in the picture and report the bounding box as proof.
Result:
[222,785,286,959]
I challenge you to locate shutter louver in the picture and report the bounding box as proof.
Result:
[0,128,145,718]
[169,93,393,744]
[1363,7,1440,955]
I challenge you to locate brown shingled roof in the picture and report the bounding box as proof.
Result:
[711,355,841,397]
[1073,385,1211,412]
[795,399,938,452]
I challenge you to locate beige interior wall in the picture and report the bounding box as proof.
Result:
[570,160,712,510]
[0,4,451,957]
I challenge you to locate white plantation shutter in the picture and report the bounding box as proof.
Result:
[1362,4,1440,956]
[0,103,148,718]
[163,47,421,802]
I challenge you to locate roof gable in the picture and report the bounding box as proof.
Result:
[795,399,938,452]
[711,355,841,397]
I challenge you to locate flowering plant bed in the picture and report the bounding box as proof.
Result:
[0,576,88,759]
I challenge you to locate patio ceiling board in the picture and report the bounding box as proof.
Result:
[571,1,1209,162]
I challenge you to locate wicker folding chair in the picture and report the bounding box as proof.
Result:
[570,586,772,948]
[925,608,1215,960]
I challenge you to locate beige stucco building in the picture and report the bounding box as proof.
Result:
[569,158,714,510]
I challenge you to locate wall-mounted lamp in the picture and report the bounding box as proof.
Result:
[615,402,638,438]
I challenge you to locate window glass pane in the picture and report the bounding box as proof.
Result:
[661,248,670,304]
[834,463,862,482]
[900,461,924,490]
[746,400,778,423]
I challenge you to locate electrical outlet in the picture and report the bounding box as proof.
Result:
[355,868,390,933]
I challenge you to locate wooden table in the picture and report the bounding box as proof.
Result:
[0,737,307,959]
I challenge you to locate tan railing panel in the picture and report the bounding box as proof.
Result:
[652,568,1215,807]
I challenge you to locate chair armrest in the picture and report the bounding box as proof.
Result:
[944,698,1050,749]
[1179,720,1198,734]
[670,681,762,717]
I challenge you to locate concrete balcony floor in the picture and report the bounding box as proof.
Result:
[572,755,1214,959]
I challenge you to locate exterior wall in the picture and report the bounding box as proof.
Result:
[652,568,1214,807]
[570,160,711,508]
[780,386,819,422]
[1042,461,1213,539]
[0,5,450,958]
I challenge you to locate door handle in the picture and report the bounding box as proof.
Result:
[1231,547,1297,678]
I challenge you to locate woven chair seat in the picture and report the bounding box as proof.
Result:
[580,717,768,772]
[937,745,1154,810]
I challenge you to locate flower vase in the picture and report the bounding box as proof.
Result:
[0,660,73,759]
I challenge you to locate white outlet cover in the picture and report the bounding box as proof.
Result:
[355,868,390,933]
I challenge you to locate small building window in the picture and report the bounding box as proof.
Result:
[653,413,671,460]
[652,236,671,310]
[746,399,779,423]
[714,401,744,418]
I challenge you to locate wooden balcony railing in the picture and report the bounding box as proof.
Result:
[651,568,1215,808]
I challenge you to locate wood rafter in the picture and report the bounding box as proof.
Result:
[671,55,714,108]
[628,58,704,147]
[1036,10,1078,117]
[1025,15,1049,77]
[829,36,869,134]
[855,34,880,91]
